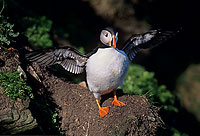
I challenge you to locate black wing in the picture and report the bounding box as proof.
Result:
[122,29,178,61]
[25,46,88,74]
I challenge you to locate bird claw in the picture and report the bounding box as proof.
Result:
[112,99,126,106]
[99,107,109,118]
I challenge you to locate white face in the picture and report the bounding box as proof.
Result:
[100,30,112,46]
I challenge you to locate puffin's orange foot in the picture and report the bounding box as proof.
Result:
[99,107,109,118]
[112,99,126,106]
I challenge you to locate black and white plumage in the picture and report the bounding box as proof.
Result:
[26,47,88,74]
[26,27,177,117]
[122,29,177,61]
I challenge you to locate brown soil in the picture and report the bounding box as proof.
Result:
[0,50,163,135]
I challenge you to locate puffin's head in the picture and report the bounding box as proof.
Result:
[100,27,118,49]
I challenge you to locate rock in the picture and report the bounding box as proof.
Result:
[0,93,37,134]
[0,51,37,134]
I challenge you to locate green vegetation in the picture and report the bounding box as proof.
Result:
[32,100,65,135]
[120,64,186,135]
[0,71,33,100]
[52,112,65,135]
[0,14,52,49]
[77,46,86,55]
[22,16,53,48]
[0,0,19,47]
[0,0,52,49]
[0,15,19,46]
[171,128,188,136]
[120,64,178,112]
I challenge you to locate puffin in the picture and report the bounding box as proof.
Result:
[26,27,176,117]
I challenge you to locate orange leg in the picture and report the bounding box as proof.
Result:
[112,91,126,106]
[96,99,109,118]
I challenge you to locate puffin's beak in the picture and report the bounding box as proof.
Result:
[112,35,116,49]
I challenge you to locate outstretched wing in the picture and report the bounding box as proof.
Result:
[25,46,88,74]
[122,29,178,61]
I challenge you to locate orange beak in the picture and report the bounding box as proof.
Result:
[112,35,116,49]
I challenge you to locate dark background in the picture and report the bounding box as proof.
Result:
[1,0,199,135]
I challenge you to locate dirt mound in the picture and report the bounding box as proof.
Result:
[54,85,162,136]
[0,50,163,135]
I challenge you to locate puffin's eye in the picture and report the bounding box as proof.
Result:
[105,33,108,37]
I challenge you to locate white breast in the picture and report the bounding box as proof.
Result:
[86,48,129,98]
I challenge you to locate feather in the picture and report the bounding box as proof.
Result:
[26,46,88,74]
[122,29,179,61]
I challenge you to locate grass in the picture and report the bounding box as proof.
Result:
[0,71,33,100]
